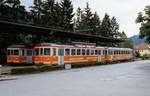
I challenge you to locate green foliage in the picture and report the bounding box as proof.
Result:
[0,0,27,22]
[100,13,111,37]
[135,51,141,58]
[136,5,150,43]
[117,32,133,48]
[59,0,74,30]
[141,54,150,60]
[11,65,64,75]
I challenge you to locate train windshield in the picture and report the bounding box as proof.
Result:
[7,49,19,56]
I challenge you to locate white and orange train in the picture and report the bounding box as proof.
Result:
[7,42,133,66]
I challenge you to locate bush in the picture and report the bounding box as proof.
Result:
[11,65,64,75]
[141,54,150,60]
[11,66,40,74]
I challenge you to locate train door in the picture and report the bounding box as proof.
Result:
[58,48,64,65]
[104,49,108,59]
[98,50,101,62]
[26,49,33,64]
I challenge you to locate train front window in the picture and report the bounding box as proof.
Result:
[11,50,13,56]
[14,50,19,56]
[7,49,11,56]
[21,49,25,56]
[40,48,43,56]
[98,50,101,55]
[44,48,51,56]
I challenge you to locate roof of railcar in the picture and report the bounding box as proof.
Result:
[7,45,32,48]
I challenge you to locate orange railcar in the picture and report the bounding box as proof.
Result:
[7,43,133,65]
[7,45,33,65]
[32,43,133,66]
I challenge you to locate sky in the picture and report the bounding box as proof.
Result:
[21,0,149,37]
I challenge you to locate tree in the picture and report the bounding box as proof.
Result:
[91,12,101,35]
[60,0,74,30]
[30,0,43,25]
[75,7,82,31]
[136,5,150,43]
[100,13,111,37]
[118,32,133,48]
[41,0,56,26]
[110,16,120,38]
[76,2,94,34]
[0,0,27,22]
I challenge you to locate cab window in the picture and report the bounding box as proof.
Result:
[7,49,11,56]
[14,49,19,56]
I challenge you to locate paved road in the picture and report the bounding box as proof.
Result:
[1,60,150,96]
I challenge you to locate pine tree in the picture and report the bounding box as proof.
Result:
[41,0,56,26]
[30,0,43,25]
[100,13,111,37]
[75,7,82,31]
[60,0,74,31]
[91,12,101,35]
[53,2,62,28]
[77,2,94,34]
[110,16,119,38]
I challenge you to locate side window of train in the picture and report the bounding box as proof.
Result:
[58,48,64,56]
[52,48,56,56]
[14,49,19,56]
[87,49,90,55]
[44,48,51,56]
[35,48,39,56]
[65,49,70,56]
[71,49,76,56]
[104,50,108,55]
[82,49,85,56]
[40,48,43,56]
[95,50,98,55]
[91,50,94,55]
[77,49,81,55]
